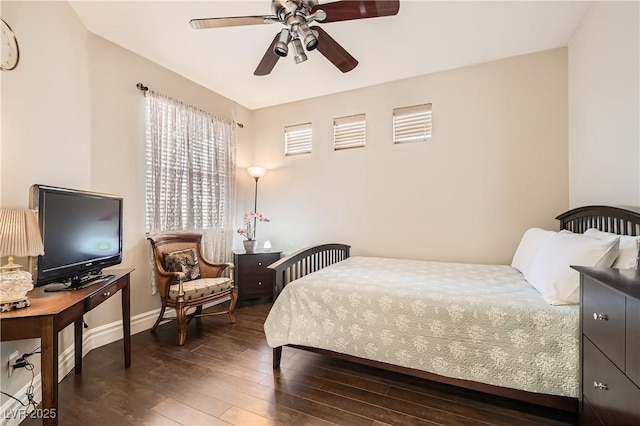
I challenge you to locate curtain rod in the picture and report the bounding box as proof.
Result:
[136,82,244,128]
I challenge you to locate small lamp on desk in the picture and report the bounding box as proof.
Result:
[0,208,44,312]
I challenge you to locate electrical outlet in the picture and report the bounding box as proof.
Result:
[8,351,18,377]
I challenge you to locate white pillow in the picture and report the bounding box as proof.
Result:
[583,228,639,269]
[560,230,621,268]
[511,228,556,278]
[527,232,620,305]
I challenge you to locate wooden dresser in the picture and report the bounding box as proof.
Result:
[233,249,281,304]
[574,266,640,425]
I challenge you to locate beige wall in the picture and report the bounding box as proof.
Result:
[0,0,251,403]
[3,0,636,411]
[251,49,569,264]
[568,1,640,207]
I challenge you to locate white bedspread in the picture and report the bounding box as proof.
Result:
[263,256,579,397]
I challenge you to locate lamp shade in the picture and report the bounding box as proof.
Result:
[0,209,44,258]
[247,166,267,179]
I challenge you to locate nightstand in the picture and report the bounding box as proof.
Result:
[573,266,640,425]
[233,249,281,304]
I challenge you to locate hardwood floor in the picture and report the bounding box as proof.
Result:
[23,301,577,425]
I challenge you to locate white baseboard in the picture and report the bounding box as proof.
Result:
[0,297,230,426]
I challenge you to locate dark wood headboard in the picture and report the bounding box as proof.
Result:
[269,206,640,299]
[556,205,640,235]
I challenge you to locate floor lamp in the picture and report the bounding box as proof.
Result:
[247,166,266,239]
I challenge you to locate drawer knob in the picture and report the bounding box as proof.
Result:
[258,282,262,286]
[593,381,608,391]
[593,313,608,321]
[258,262,262,266]
[103,291,111,297]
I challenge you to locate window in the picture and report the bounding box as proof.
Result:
[334,114,366,150]
[144,91,236,236]
[285,123,312,155]
[393,103,432,144]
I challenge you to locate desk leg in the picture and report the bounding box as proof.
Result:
[74,318,83,374]
[40,317,58,426]
[122,278,131,367]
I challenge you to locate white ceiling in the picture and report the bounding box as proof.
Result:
[69,1,591,110]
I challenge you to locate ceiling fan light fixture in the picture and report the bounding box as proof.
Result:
[291,38,308,64]
[297,22,318,51]
[274,28,291,57]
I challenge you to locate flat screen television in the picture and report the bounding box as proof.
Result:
[30,185,123,289]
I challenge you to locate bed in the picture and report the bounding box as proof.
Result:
[264,206,640,413]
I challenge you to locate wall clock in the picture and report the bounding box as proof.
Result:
[1,18,20,71]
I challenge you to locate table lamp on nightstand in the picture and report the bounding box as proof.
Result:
[0,208,44,312]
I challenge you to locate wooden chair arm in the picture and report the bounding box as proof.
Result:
[199,259,234,281]
[155,269,185,298]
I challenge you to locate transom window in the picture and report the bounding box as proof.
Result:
[393,103,432,144]
[284,123,312,156]
[334,114,366,150]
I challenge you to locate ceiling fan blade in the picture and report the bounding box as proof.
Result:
[311,26,358,73]
[254,33,282,76]
[189,15,277,29]
[311,0,399,23]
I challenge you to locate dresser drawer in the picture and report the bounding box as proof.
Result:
[582,276,626,367]
[241,273,273,298]
[627,297,640,386]
[86,280,119,310]
[582,398,604,426]
[237,253,280,273]
[583,338,640,425]
[234,251,281,302]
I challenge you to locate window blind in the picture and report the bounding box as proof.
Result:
[144,91,235,234]
[334,114,366,150]
[285,123,312,155]
[393,103,432,144]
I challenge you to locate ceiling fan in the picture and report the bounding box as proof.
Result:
[189,0,400,76]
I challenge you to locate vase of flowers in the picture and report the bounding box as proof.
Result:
[237,212,269,253]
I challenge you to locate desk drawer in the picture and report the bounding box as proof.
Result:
[583,338,640,425]
[86,281,119,310]
[582,276,625,367]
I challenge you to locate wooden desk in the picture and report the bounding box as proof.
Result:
[0,269,133,425]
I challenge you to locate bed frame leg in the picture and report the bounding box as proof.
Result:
[273,347,282,369]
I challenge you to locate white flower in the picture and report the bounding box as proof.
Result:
[489,347,508,367]
[335,337,349,352]
[380,329,395,346]
[349,324,364,339]
[410,299,427,316]
[487,307,507,326]
[236,211,270,240]
[395,315,410,331]
[378,295,393,312]
[362,310,377,325]
[447,304,464,322]
[449,341,466,359]
[509,329,529,349]
[430,320,445,337]
[334,305,349,321]
[468,325,485,343]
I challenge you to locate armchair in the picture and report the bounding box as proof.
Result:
[147,232,237,345]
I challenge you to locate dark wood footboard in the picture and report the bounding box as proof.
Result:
[268,243,350,299]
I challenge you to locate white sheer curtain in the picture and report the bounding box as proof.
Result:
[145,90,236,292]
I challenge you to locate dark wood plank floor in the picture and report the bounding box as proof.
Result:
[23,301,578,425]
